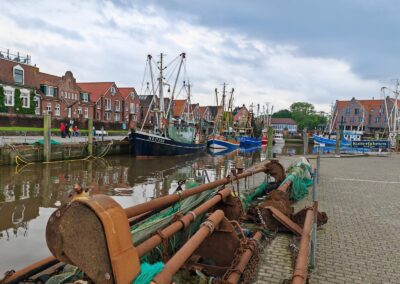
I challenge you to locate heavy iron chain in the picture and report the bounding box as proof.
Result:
[256,207,266,226]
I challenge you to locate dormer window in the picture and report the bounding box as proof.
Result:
[111,86,116,95]
[13,65,24,85]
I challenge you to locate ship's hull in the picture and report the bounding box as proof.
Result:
[238,137,262,148]
[207,137,240,150]
[129,131,206,157]
[312,135,350,146]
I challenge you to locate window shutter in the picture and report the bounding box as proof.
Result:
[40,85,46,94]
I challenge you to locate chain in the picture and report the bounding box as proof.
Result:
[256,207,266,226]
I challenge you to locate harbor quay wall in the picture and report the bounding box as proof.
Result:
[0,113,126,131]
[0,140,130,166]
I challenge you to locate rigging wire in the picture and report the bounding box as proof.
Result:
[139,58,149,96]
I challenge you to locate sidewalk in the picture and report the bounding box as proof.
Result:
[255,154,400,283]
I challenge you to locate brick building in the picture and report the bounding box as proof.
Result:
[0,54,93,121]
[78,82,124,124]
[119,87,140,129]
[233,105,250,128]
[332,97,400,134]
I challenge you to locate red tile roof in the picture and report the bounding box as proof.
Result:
[173,99,187,117]
[119,87,137,99]
[271,118,297,125]
[77,82,114,102]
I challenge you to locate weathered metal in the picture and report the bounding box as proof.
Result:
[185,215,241,277]
[226,231,263,284]
[125,159,285,218]
[46,195,140,284]
[151,210,225,284]
[1,256,58,284]
[264,206,303,236]
[137,188,232,257]
[292,208,314,284]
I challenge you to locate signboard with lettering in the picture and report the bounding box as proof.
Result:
[351,140,390,149]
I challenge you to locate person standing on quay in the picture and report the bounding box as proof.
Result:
[66,122,71,138]
[60,122,66,138]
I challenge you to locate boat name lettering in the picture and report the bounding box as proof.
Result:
[148,136,165,143]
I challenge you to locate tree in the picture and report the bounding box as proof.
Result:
[0,86,6,113]
[272,109,292,118]
[289,102,326,130]
[28,90,36,115]
[290,102,315,115]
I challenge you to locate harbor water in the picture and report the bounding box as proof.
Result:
[0,144,306,274]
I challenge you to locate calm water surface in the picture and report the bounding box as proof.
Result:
[0,144,305,274]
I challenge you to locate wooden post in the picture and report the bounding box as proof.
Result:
[88,118,93,156]
[303,127,308,155]
[43,114,51,162]
[335,128,341,155]
[267,127,273,159]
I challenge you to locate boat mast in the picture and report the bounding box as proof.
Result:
[166,53,185,120]
[159,53,164,134]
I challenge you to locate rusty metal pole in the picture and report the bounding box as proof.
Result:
[2,256,58,284]
[125,161,274,218]
[310,170,317,269]
[137,188,231,257]
[316,151,320,184]
[151,210,225,284]
[292,208,314,284]
[226,231,263,284]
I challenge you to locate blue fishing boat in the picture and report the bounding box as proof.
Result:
[207,135,240,150]
[312,135,350,146]
[238,136,262,148]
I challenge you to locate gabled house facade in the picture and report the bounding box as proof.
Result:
[138,95,158,127]
[199,106,212,122]
[332,97,400,134]
[233,105,249,128]
[0,56,93,120]
[78,82,123,123]
[119,87,140,128]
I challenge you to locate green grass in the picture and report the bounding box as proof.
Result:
[0,126,127,134]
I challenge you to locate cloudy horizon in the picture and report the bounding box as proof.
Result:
[1,0,398,112]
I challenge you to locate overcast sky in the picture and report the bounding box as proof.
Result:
[1,0,398,112]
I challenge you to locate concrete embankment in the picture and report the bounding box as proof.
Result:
[0,140,130,166]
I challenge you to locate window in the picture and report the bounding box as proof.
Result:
[96,112,100,120]
[13,65,24,84]
[110,86,116,95]
[34,96,40,115]
[21,92,29,108]
[81,93,89,102]
[114,113,120,122]
[105,112,111,121]
[130,92,135,99]
[55,104,60,116]
[130,102,135,114]
[345,108,350,115]
[46,103,52,114]
[97,101,101,109]
[375,116,381,123]
[67,107,72,118]
[77,107,82,116]
[4,89,14,106]
[40,85,57,97]
[358,117,363,122]
[115,100,120,111]
[350,117,354,123]
[84,107,88,118]
[354,108,359,115]
[105,98,111,110]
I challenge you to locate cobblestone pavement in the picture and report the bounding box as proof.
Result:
[254,154,400,284]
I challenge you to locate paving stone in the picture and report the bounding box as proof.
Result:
[254,155,400,283]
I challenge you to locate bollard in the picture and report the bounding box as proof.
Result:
[43,114,51,162]
[303,128,308,155]
[88,118,93,156]
[267,127,273,159]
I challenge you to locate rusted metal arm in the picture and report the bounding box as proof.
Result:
[151,210,225,284]
[1,256,58,284]
[125,160,284,218]
[292,208,314,284]
[226,231,263,284]
[137,188,231,257]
